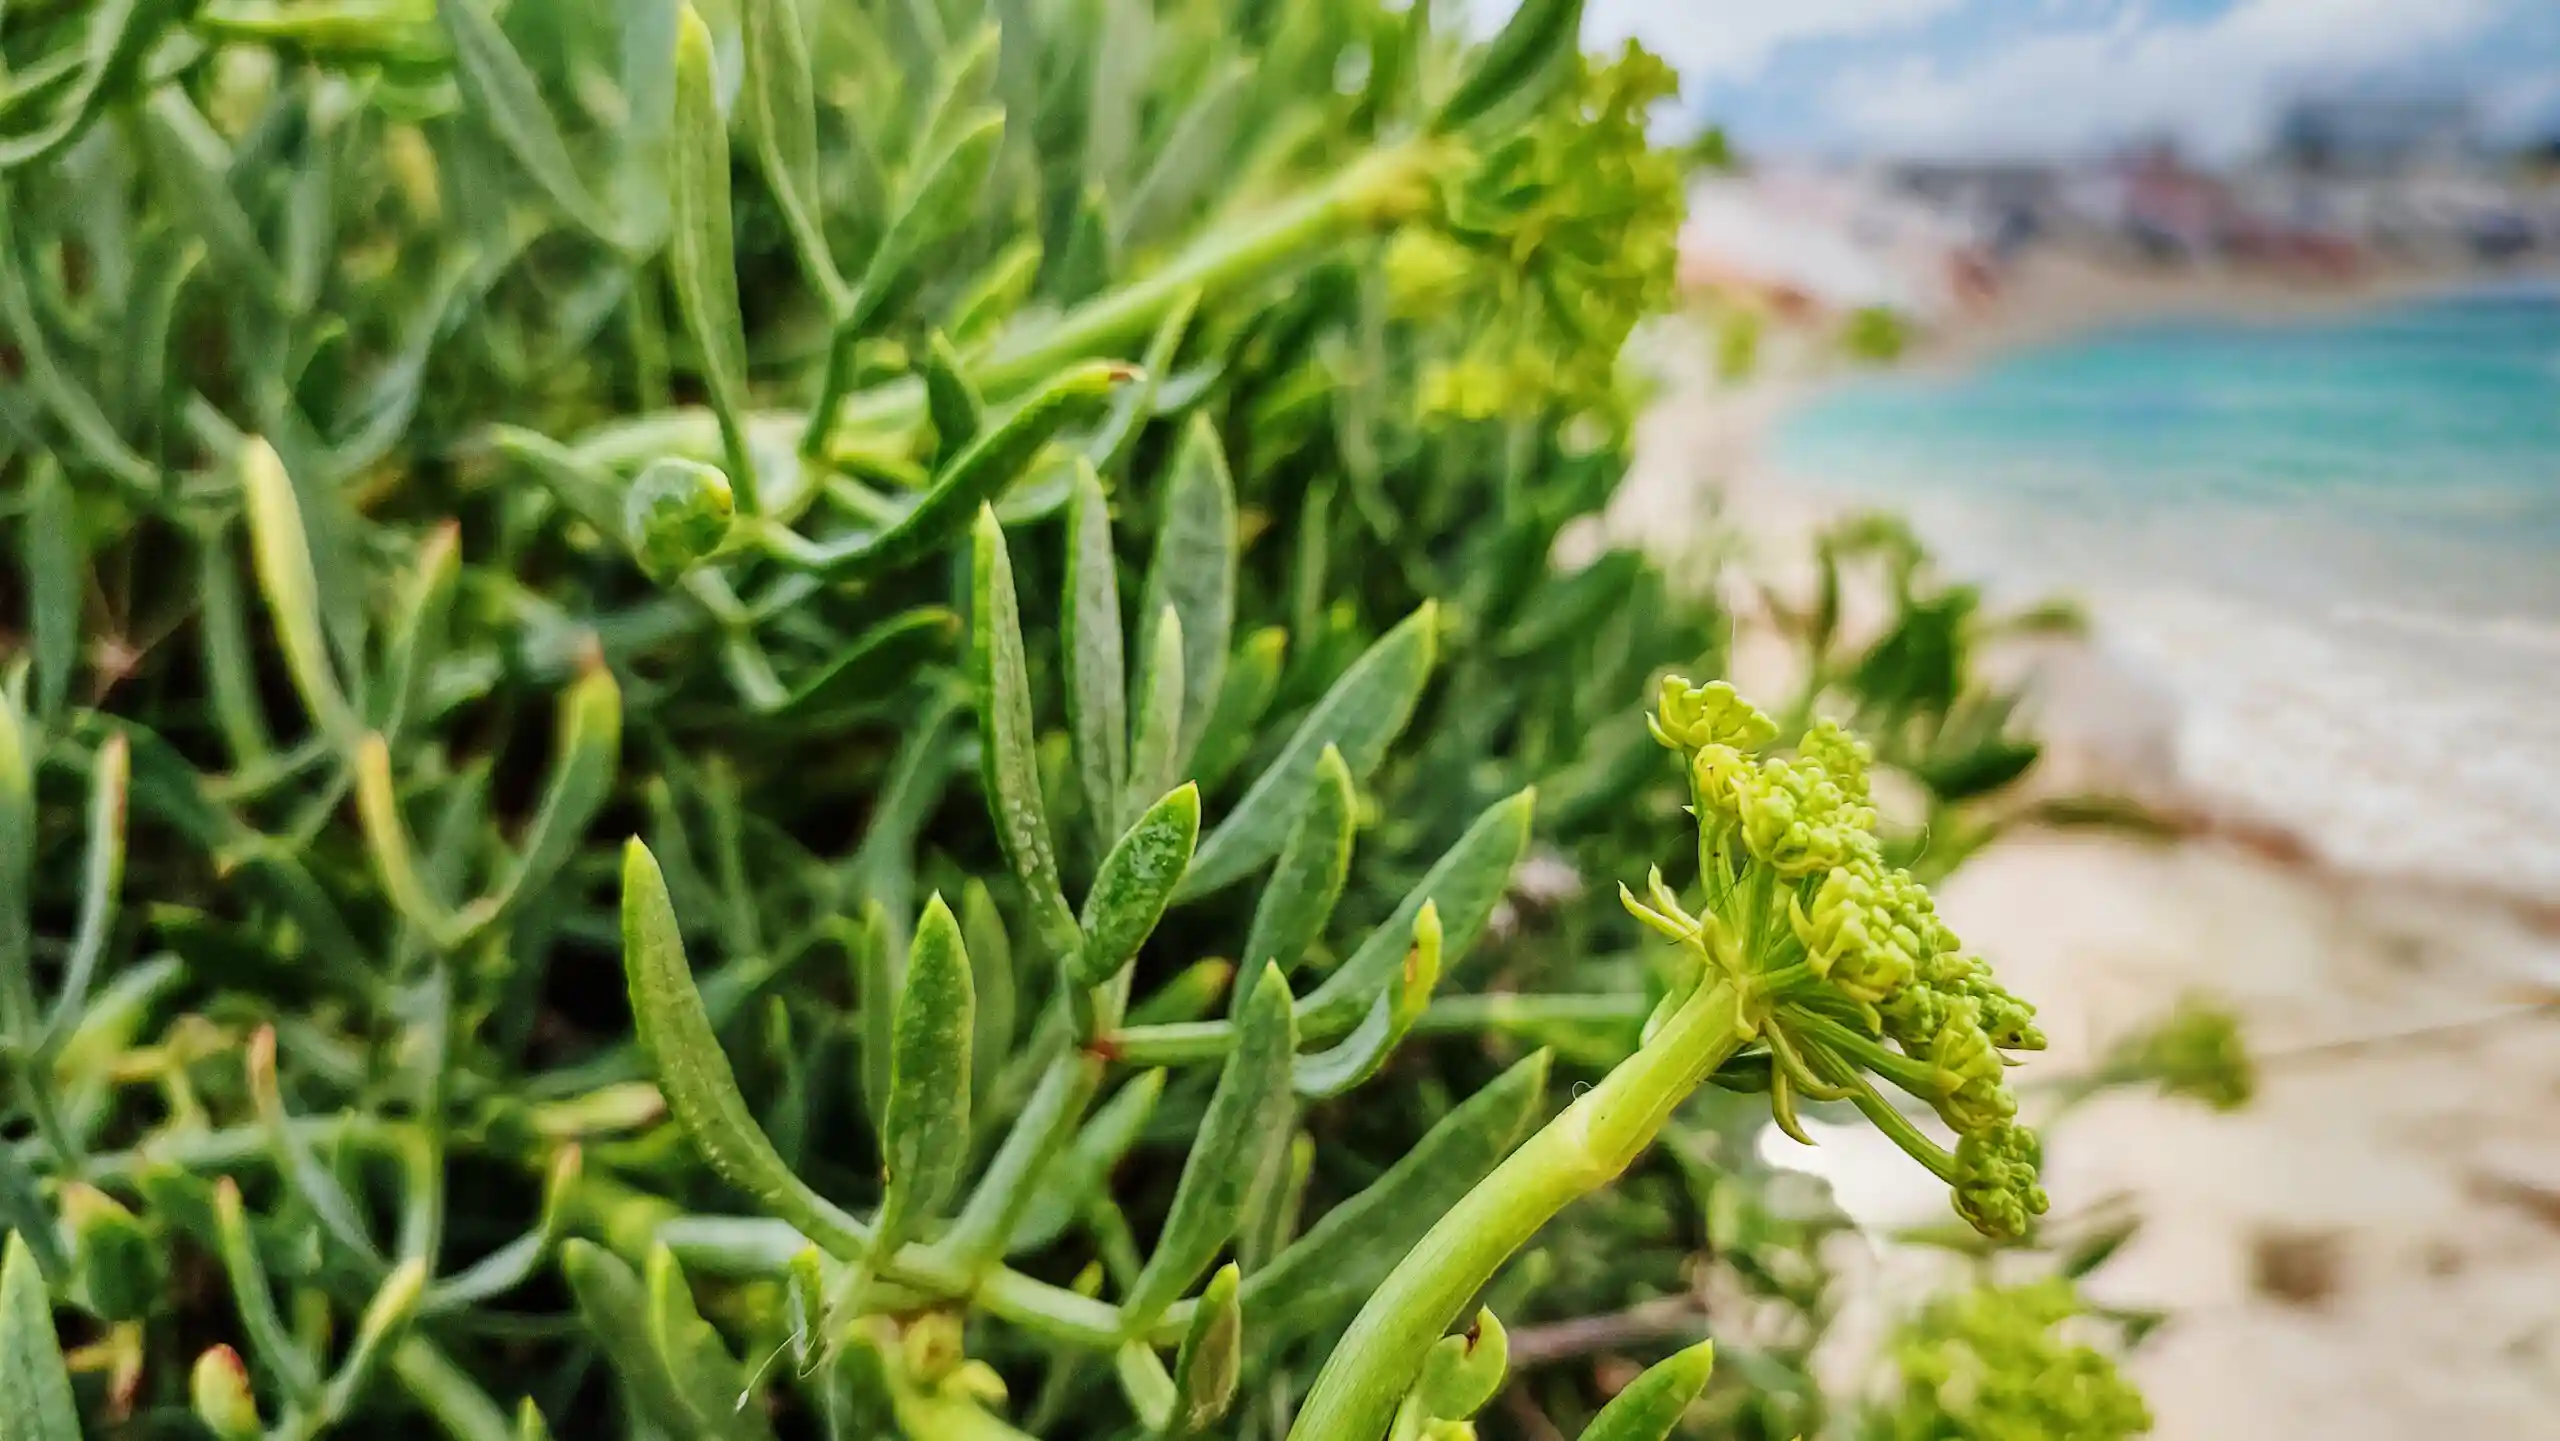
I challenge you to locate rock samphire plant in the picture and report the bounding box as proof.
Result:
[0,0,2103,1434]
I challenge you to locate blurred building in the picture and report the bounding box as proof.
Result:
[1677,167,1987,324]
[2273,94,2481,177]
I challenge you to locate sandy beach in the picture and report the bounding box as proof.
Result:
[1623,257,2560,1441]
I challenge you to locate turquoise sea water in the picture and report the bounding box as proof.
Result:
[1771,280,2560,893]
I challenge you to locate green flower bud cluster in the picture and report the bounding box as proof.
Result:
[1950,1122,2048,1241]
[1672,688,1875,882]
[623,458,736,582]
[1638,677,2049,1238]
[2109,995,2254,1112]
[1409,42,1686,425]
[1872,1279,2152,1441]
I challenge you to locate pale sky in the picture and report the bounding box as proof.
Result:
[1472,0,2560,160]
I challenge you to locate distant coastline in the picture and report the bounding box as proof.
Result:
[1899,250,2515,375]
[1757,261,2560,915]
[1628,254,2560,930]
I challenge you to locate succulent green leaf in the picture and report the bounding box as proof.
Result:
[319,1261,431,1420]
[561,1241,741,1441]
[138,88,286,303]
[211,1180,322,1400]
[1243,1051,1549,1337]
[1086,287,1199,477]
[960,880,1018,1103]
[1124,609,1186,831]
[20,463,77,727]
[922,331,987,458]
[1292,900,1440,1099]
[949,236,1045,347]
[624,458,736,581]
[1122,962,1295,1329]
[1137,415,1238,768]
[670,4,760,508]
[1301,788,1533,1038]
[1073,783,1200,988]
[911,22,1001,163]
[1413,1308,1508,1422]
[878,895,975,1248]
[0,198,153,494]
[1129,959,1236,1027]
[832,362,1125,579]
[1007,1068,1163,1257]
[773,609,962,722]
[1115,1341,1178,1434]
[0,1151,60,1282]
[1243,744,1354,976]
[616,0,682,243]
[487,424,625,539]
[1577,1340,1715,1441]
[1050,183,1116,304]
[0,1233,81,1441]
[1064,462,1129,840]
[240,437,362,746]
[648,1246,774,1439]
[371,523,462,743]
[1190,626,1288,790]
[1433,0,1585,132]
[0,695,27,1041]
[0,0,175,172]
[32,732,124,1060]
[485,659,624,916]
[190,1345,262,1440]
[850,110,1005,332]
[737,0,835,299]
[1237,1131,1315,1275]
[970,509,1080,952]
[1182,603,1437,899]
[437,0,623,242]
[1120,58,1252,248]
[61,1180,159,1324]
[244,1028,387,1269]
[354,734,469,946]
[849,900,898,1140]
[1081,0,1149,194]
[1164,1262,1242,1437]
[620,841,870,1258]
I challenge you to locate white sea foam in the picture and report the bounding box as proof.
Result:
[1816,482,2560,898]
[2109,584,2560,895]
[1770,288,2560,899]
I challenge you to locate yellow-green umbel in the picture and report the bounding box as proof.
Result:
[1631,677,2050,1239]
[1876,1279,2152,1441]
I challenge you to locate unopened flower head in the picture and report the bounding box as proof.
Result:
[1638,677,2047,1239]
[1798,717,1875,808]
[1881,1279,2151,1441]
[1650,676,1779,755]
[2113,995,2253,1112]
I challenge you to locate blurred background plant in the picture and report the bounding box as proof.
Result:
[0,0,2213,1435]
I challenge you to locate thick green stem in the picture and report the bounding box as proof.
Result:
[971,142,1439,394]
[935,1051,1104,1273]
[1112,992,1656,1066]
[1285,979,1752,1441]
[574,139,1444,470]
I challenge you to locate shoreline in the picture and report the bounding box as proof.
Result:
[1633,251,2560,928]
[1630,249,2560,1441]
[1899,251,2489,375]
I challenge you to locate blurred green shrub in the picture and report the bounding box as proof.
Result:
[0,0,2167,1436]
